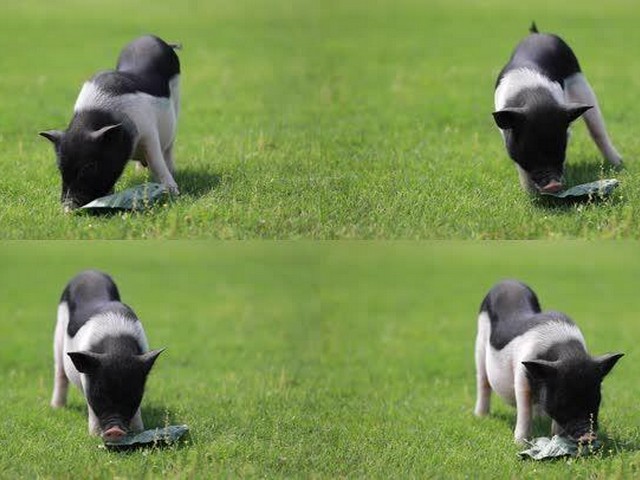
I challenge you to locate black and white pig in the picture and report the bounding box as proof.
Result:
[40,35,180,211]
[493,24,622,193]
[51,270,163,441]
[474,279,623,444]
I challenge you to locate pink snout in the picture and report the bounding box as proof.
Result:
[540,180,564,194]
[103,426,127,442]
[576,431,597,444]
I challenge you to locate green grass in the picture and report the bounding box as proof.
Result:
[1,0,640,238]
[2,242,640,478]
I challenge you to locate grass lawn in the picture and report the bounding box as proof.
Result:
[1,0,640,238]
[1,242,640,478]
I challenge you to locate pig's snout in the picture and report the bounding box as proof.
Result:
[102,426,127,442]
[540,180,564,194]
[576,431,597,444]
[61,196,81,213]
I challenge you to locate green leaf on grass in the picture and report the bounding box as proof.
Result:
[519,435,601,460]
[103,424,189,450]
[78,183,169,213]
[540,179,619,199]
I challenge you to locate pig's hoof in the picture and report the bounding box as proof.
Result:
[607,152,624,168]
[514,435,528,445]
[577,432,597,444]
[165,184,180,196]
[610,156,624,169]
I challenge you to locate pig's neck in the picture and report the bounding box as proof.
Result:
[538,338,588,363]
[91,334,143,356]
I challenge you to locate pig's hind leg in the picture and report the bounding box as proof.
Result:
[513,368,533,444]
[144,133,179,195]
[50,305,69,408]
[564,73,623,167]
[474,312,492,416]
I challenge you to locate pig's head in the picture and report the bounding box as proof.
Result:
[39,114,132,211]
[493,101,592,193]
[67,349,163,440]
[523,352,623,442]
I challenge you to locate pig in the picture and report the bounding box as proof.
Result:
[493,23,622,193]
[474,279,623,444]
[50,270,163,441]
[40,35,181,211]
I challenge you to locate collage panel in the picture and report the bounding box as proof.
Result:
[0,0,637,238]
[0,242,638,476]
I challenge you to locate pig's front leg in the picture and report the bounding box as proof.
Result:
[474,313,491,416]
[50,367,69,408]
[50,314,69,408]
[513,369,533,444]
[564,73,623,167]
[163,142,175,176]
[130,408,144,432]
[143,133,179,195]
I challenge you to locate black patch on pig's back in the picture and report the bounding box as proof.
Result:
[480,280,575,350]
[497,32,582,87]
[90,70,175,98]
[61,270,138,337]
[116,35,180,80]
[66,301,138,337]
[61,270,120,305]
[90,35,181,99]
[490,311,576,351]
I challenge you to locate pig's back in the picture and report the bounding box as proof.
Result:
[480,280,546,350]
[115,35,180,89]
[61,270,123,337]
[497,32,581,87]
[85,69,174,100]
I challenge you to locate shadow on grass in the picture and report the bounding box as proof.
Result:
[592,430,640,458]
[564,160,616,185]
[76,167,221,217]
[490,411,552,438]
[57,401,90,417]
[175,167,221,197]
[142,402,180,428]
[120,164,222,197]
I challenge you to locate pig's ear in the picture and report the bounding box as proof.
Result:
[39,130,64,145]
[492,108,526,130]
[89,124,122,142]
[566,104,593,123]
[595,352,624,378]
[138,348,165,374]
[522,360,557,380]
[67,351,103,374]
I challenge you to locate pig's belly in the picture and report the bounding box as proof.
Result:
[486,345,517,405]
